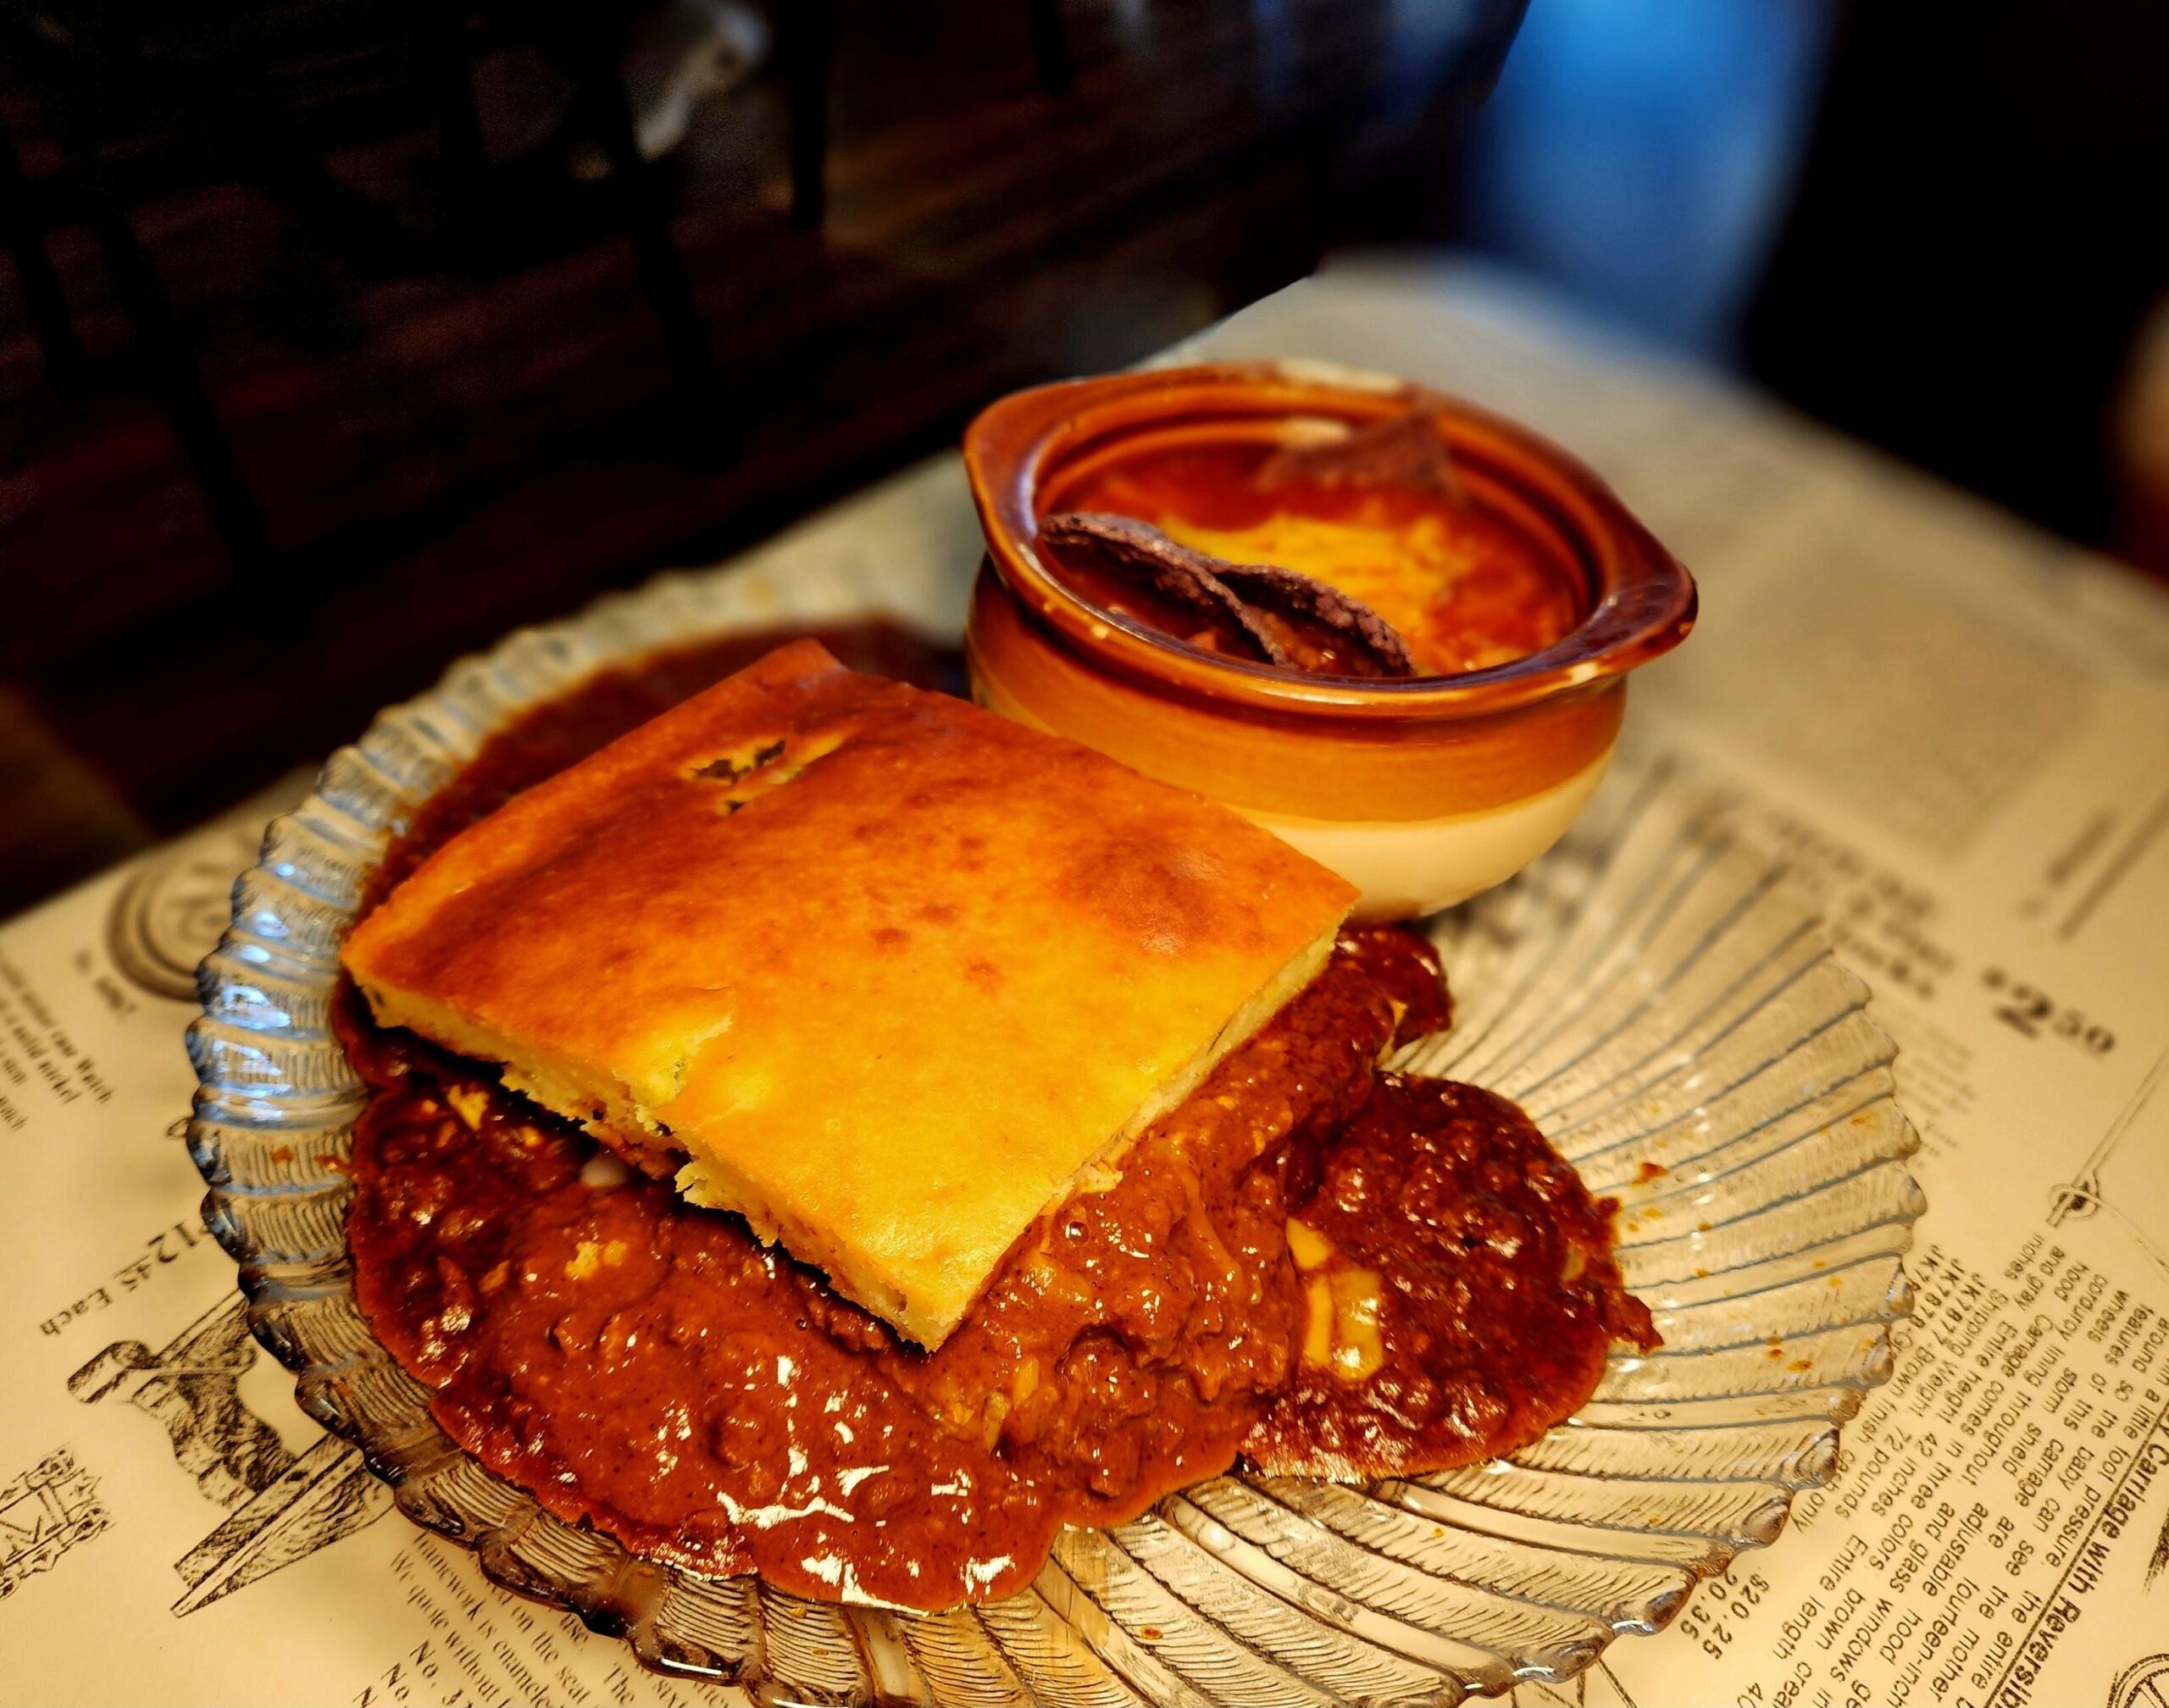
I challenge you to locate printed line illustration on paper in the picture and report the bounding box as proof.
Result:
[104,819,272,1003]
[0,1449,108,1603]
[2110,1653,2169,1708]
[2048,1045,2169,1278]
[1511,1653,1641,1707]
[68,1294,390,1614]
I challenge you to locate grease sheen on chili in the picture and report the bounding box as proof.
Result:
[339,621,1656,1611]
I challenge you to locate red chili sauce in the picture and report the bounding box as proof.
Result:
[1047,441,1581,675]
[340,621,1655,1611]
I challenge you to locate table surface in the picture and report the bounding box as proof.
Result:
[3,258,2168,1706]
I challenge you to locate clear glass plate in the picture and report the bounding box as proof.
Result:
[187,547,1922,1706]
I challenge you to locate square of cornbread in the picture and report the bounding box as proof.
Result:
[341,639,1356,1348]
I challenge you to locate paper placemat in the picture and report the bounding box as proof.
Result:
[5,260,2166,1706]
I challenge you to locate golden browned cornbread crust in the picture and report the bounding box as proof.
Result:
[341,640,1356,1347]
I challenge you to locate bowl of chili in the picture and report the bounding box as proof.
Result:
[962,360,1697,918]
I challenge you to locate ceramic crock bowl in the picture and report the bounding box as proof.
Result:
[962,360,1697,918]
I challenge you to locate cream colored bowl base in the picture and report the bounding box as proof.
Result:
[968,666,1618,920]
[1245,747,1616,920]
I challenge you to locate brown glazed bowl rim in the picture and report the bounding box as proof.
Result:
[963,360,1697,722]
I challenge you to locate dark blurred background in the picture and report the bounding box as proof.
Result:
[3,0,2167,915]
